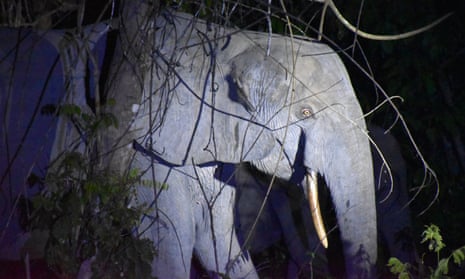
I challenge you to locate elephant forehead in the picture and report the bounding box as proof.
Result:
[142,60,276,165]
[229,38,356,112]
[236,36,340,85]
[291,49,354,103]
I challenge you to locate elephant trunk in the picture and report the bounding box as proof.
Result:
[305,123,377,278]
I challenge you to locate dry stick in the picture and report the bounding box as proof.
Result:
[25,253,30,279]
[318,0,453,41]
[266,0,272,56]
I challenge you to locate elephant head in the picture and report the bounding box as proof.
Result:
[134,10,377,278]
[229,42,377,277]
[235,125,418,277]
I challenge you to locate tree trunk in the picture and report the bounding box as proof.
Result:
[102,0,159,174]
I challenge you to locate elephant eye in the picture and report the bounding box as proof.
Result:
[301,107,313,118]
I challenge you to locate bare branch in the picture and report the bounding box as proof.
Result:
[317,0,452,41]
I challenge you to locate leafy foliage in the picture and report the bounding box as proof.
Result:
[387,257,411,279]
[25,104,155,278]
[421,224,446,254]
[26,154,155,278]
[388,224,465,279]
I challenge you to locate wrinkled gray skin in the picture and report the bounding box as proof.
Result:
[235,125,417,277]
[130,10,376,279]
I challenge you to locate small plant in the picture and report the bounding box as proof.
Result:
[26,162,155,279]
[387,257,411,279]
[24,102,156,278]
[388,224,465,279]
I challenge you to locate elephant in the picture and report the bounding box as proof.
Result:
[129,9,376,279]
[234,125,417,278]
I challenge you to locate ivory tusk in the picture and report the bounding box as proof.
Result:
[306,170,328,249]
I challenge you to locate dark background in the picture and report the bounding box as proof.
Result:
[1,0,465,276]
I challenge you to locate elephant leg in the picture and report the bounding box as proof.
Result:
[375,162,417,264]
[369,124,417,264]
[235,163,328,277]
[268,186,312,270]
[275,189,331,278]
[133,157,196,279]
[192,166,258,279]
[235,168,283,253]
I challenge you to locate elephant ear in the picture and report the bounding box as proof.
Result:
[136,15,277,166]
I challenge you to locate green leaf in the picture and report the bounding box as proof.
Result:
[387,257,403,273]
[128,168,140,180]
[60,151,86,171]
[154,181,168,189]
[387,257,410,278]
[81,113,94,124]
[421,224,446,253]
[31,195,54,211]
[27,173,42,187]
[101,112,118,128]
[106,98,116,106]
[83,181,99,202]
[432,258,450,278]
[59,104,81,116]
[452,247,465,265]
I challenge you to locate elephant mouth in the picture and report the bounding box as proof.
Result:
[306,170,328,249]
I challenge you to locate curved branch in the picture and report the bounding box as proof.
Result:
[319,0,453,41]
